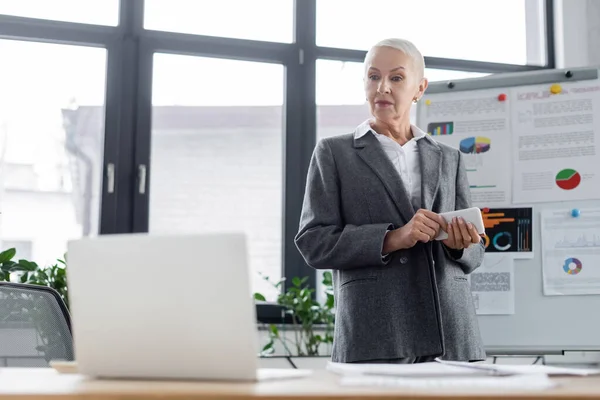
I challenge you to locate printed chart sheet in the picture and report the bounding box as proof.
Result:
[470,254,515,315]
[481,207,533,259]
[541,208,600,295]
[511,82,600,203]
[418,88,511,207]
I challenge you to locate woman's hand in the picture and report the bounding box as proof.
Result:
[442,217,481,250]
[384,209,447,252]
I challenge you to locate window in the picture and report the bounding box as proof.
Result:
[0,1,554,309]
[150,54,284,301]
[316,59,489,140]
[144,0,294,43]
[0,0,119,25]
[316,60,372,139]
[316,0,542,65]
[0,241,32,260]
[0,40,106,266]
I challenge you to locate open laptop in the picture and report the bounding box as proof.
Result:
[66,232,312,381]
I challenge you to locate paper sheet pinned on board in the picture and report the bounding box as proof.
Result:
[510,81,600,203]
[418,88,512,208]
[470,254,514,315]
[481,207,533,259]
[540,208,600,295]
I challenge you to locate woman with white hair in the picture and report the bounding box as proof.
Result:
[295,38,485,363]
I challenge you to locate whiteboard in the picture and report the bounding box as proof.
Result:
[417,67,600,355]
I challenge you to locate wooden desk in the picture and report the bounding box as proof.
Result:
[1,368,600,400]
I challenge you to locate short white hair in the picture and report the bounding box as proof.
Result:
[364,38,425,78]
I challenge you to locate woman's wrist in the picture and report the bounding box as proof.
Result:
[382,230,396,254]
[383,228,407,253]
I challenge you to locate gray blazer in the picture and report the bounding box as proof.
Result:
[295,129,486,363]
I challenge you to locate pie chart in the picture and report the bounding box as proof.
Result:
[563,257,582,275]
[555,168,581,190]
[459,137,491,154]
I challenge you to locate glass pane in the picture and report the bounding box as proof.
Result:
[0,39,107,266]
[151,54,284,301]
[144,0,293,43]
[316,0,532,65]
[0,0,118,25]
[316,59,489,140]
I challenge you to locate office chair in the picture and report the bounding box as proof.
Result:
[0,282,74,367]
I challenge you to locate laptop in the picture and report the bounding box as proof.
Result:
[66,232,312,381]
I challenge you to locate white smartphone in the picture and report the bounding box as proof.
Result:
[435,207,485,241]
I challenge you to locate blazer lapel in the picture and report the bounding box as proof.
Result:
[354,133,415,223]
[418,136,442,210]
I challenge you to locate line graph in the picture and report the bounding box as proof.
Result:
[555,234,600,249]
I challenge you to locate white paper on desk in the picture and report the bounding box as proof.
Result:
[327,361,493,378]
[339,373,555,391]
[470,254,515,315]
[437,359,600,376]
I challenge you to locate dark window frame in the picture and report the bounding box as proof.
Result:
[0,0,555,312]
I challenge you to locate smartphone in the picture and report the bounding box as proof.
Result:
[435,207,485,241]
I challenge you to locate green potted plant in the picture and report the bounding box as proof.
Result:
[253,271,335,363]
[0,248,68,308]
[0,248,70,362]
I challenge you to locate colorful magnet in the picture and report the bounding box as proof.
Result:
[498,93,507,101]
[550,84,562,94]
[571,208,580,218]
[425,99,432,106]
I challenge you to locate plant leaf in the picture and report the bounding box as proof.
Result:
[36,270,49,281]
[260,341,274,356]
[262,342,274,352]
[274,278,286,288]
[253,293,266,301]
[322,270,332,281]
[326,293,334,308]
[1,261,16,273]
[0,248,16,263]
[17,260,38,271]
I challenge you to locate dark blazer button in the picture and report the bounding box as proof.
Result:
[400,256,408,264]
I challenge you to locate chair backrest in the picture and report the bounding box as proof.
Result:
[0,282,73,367]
